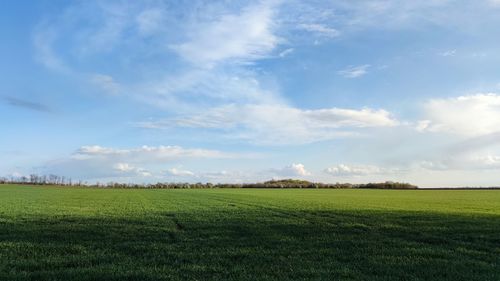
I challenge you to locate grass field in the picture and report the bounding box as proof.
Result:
[0,184,499,280]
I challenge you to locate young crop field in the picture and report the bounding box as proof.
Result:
[0,184,499,281]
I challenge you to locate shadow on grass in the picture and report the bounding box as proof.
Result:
[0,210,499,281]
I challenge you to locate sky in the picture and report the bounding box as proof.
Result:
[2,0,500,187]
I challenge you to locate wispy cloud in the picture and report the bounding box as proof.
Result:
[135,8,165,36]
[90,74,121,95]
[130,68,283,112]
[439,49,457,57]
[278,48,294,58]
[136,104,399,145]
[297,23,339,38]
[32,24,69,73]
[31,1,288,114]
[74,145,241,161]
[337,65,370,78]
[3,96,51,113]
[420,154,500,171]
[170,2,281,67]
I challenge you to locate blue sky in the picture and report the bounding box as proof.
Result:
[2,0,500,187]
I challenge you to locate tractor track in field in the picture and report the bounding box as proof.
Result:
[199,193,344,227]
[170,215,184,231]
[135,192,188,242]
[158,213,185,242]
[161,211,184,232]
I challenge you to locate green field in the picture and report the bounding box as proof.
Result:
[0,185,499,280]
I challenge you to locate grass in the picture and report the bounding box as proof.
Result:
[0,184,499,280]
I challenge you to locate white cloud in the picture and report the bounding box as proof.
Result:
[298,23,340,38]
[272,163,311,177]
[114,162,135,172]
[193,170,263,183]
[159,164,312,182]
[186,163,312,182]
[74,145,239,161]
[165,168,195,177]
[113,163,151,177]
[415,120,432,132]
[338,65,370,78]
[168,169,254,182]
[41,145,250,181]
[137,104,398,144]
[201,170,236,180]
[324,164,397,177]
[418,94,500,136]
[170,2,281,67]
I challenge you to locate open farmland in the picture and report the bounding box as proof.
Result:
[0,184,499,281]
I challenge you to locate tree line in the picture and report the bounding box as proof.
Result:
[0,176,418,189]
